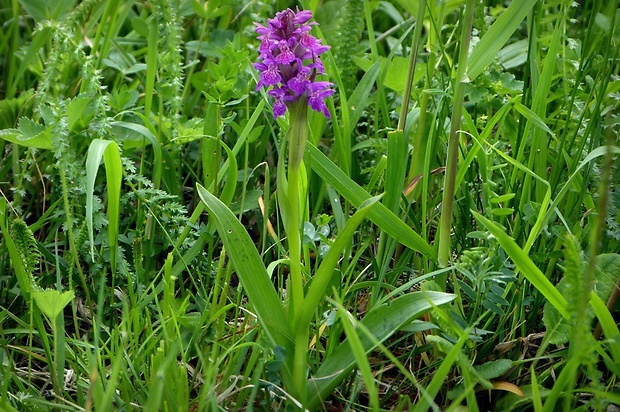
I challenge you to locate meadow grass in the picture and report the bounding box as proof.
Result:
[0,0,619,410]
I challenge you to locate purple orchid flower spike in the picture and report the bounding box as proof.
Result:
[254,8,334,119]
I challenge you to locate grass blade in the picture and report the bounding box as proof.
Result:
[471,210,568,318]
[299,195,381,327]
[467,0,537,80]
[307,143,436,260]
[306,291,454,409]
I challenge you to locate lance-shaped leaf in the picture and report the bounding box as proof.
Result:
[306,291,454,409]
[306,143,436,261]
[197,184,293,351]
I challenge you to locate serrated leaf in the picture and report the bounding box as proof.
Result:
[0,118,53,149]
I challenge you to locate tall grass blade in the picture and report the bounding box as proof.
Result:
[467,0,537,80]
[307,143,436,260]
[472,210,568,318]
[298,195,381,327]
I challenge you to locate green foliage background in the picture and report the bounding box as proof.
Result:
[0,0,619,410]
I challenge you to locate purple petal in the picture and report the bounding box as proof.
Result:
[294,9,313,24]
[307,82,334,118]
[288,69,310,95]
[260,65,281,86]
[275,43,296,64]
[273,99,287,118]
[299,33,318,49]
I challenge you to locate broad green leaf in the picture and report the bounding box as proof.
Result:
[473,211,569,318]
[196,184,293,350]
[0,118,53,149]
[467,0,537,80]
[307,143,436,260]
[594,254,620,298]
[85,139,122,274]
[18,0,76,21]
[354,56,425,95]
[543,300,571,344]
[32,289,74,322]
[306,291,454,409]
[475,359,513,380]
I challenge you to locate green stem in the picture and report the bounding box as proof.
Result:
[437,0,476,273]
[397,0,426,132]
[286,99,309,404]
[287,150,304,318]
